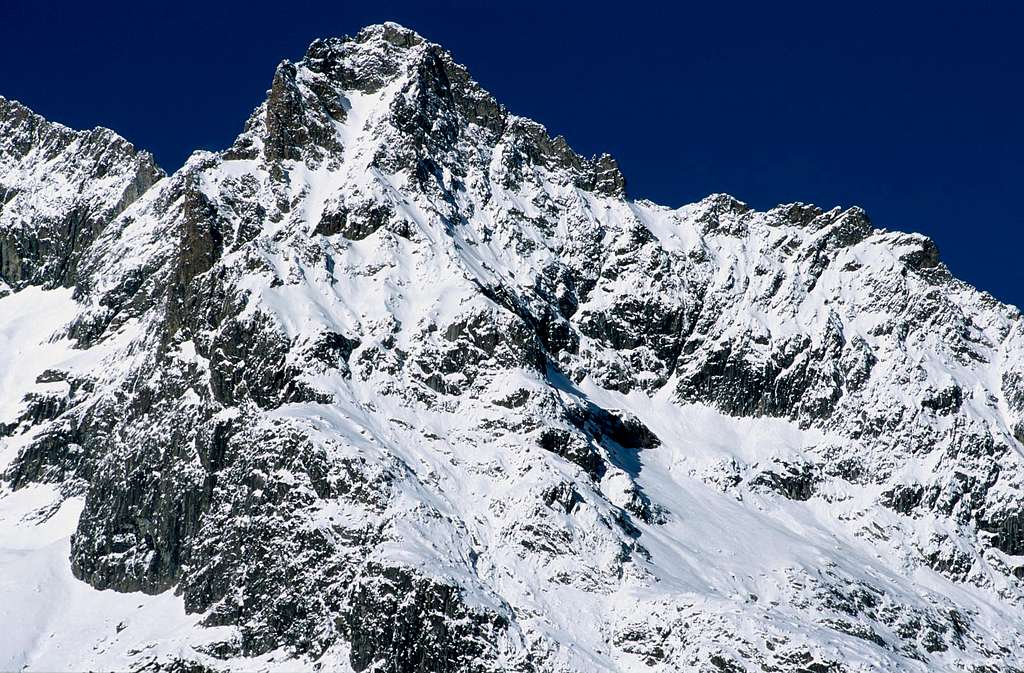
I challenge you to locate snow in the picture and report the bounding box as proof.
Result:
[0,287,78,427]
[0,486,211,672]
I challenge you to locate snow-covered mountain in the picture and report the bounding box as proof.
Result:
[0,96,163,294]
[2,22,1023,672]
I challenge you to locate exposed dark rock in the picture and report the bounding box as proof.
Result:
[340,563,525,673]
[538,427,603,477]
[315,196,395,239]
[749,461,818,501]
[921,383,964,415]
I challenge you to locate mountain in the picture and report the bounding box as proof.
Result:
[1,21,1023,673]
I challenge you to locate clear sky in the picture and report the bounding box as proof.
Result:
[3,1,1020,306]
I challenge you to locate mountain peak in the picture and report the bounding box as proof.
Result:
[0,97,162,292]
[353,21,426,48]
[224,24,626,197]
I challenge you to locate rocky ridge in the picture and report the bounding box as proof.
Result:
[1,21,1023,673]
[0,96,163,293]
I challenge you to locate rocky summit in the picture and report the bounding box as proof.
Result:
[1,22,1023,673]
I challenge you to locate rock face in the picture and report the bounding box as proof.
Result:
[2,21,1024,673]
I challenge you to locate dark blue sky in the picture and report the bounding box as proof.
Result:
[3,1,1021,306]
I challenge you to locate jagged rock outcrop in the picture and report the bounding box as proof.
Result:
[2,21,1024,673]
